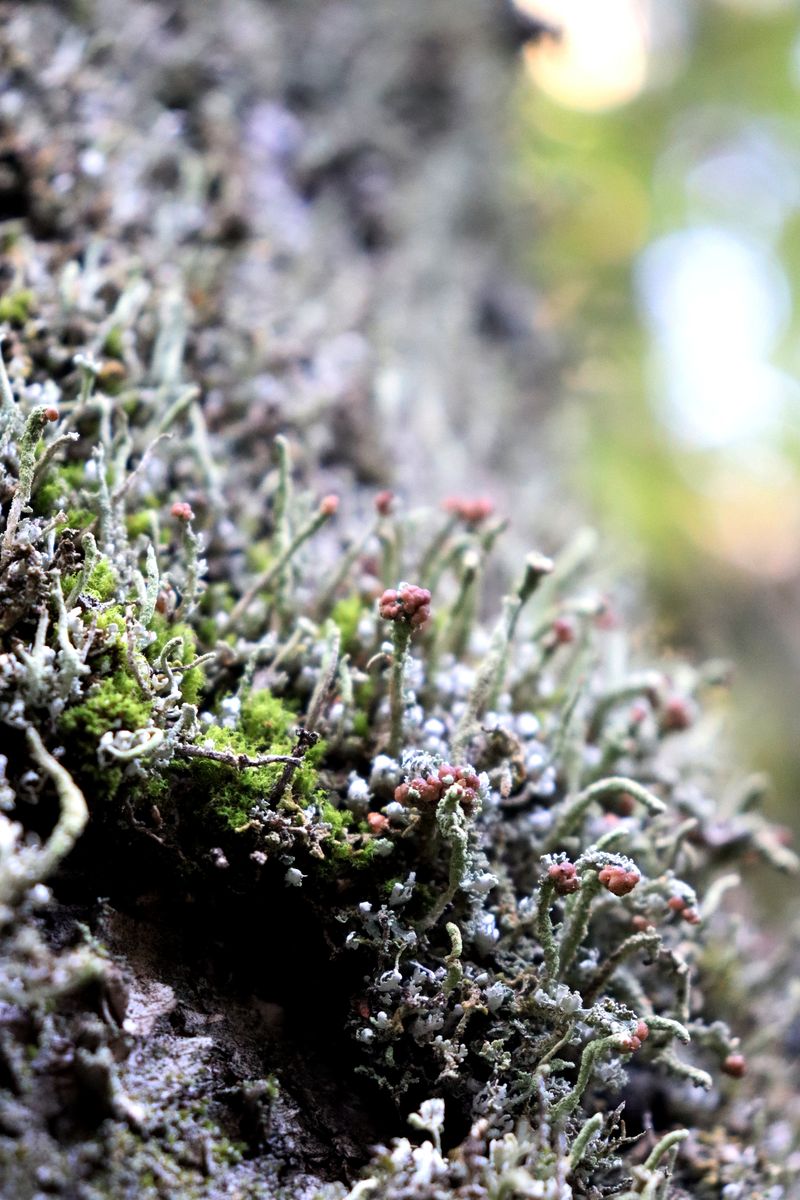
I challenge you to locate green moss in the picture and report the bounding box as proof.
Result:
[181,743,278,830]
[65,508,95,529]
[60,672,152,743]
[0,288,35,325]
[147,615,205,704]
[322,830,380,872]
[331,594,365,651]
[126,510,154,539]
[314,798,385,874]
[168,690,325,831]
[49,463,87,496]
[180,664,205,706]
[32,479,64,517]
[59,671,153,801]
[102,324,125,359]
[352,710,370,738]
[350,675,377,740]
[319,799,352,836]
[91,604,129,656]
[84,559,118,601]
[245,541,272,573]
[33,462,95,523]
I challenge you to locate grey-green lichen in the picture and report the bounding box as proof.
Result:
[1,281,798,1198]
[0,2,798,1197]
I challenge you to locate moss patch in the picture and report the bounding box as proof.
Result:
[175,690,325,831]
[0,288,35,325]
[331,594,365,652]
[60,671,153,745]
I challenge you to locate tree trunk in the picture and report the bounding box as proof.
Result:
[0,2,547,1195]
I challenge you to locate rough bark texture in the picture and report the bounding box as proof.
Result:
[0,2,550,1194]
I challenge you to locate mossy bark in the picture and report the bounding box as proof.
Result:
[0,1,543,1194]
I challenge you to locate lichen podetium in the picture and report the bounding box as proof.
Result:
[1,317,796,1197]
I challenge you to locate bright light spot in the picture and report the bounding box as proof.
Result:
[519,0,648,112]
[636,228,791,446]
[685,130,798,239]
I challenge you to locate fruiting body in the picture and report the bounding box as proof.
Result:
[379,583,432,628]
[598,864,640,896]
[547,860,580,895]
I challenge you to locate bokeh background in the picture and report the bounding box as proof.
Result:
[512,0,800,849]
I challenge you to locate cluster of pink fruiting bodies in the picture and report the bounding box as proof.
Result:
[378,583,432,629]
[394,763,482,813]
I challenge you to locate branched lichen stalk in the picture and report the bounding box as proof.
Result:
[2,407,54,560]
[449,549,480,658]
[417,790,470,932]
[388,622,412,758]
[31,432,80,494]
[418,512,458,585]
[582,930,661,1004]
[544,776,666,852]
[586,674,661,743]
[452,552,553,760]
[643,1128,689,1173]
[536,877,560,980]
[568,1112,604,1171]
[558,870,601,979]
[316,523,376,617]
[0,729,89,910]
[551,1033,628,1123]
[174,517,201,620]
[654,1048,712,1091]
[613,1129,690,1200]
[443,922,463,995]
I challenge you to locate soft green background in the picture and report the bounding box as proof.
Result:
[514,0,800,840]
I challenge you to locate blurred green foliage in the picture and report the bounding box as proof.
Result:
[513,1,800,839]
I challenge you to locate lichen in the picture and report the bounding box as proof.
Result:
[2,310,797,1193]
[0,3,797,1196]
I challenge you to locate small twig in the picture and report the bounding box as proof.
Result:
[267,727,320,806]
[305,622,341,730]
[172,744,302,768]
